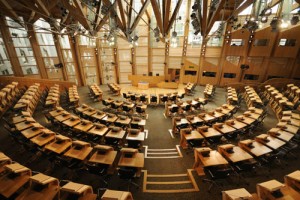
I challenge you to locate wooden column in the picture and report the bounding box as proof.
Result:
[52,33,67,81]
[131,47,136,75]
[113,48,119,83]
[148,19,152,75]
[0,16,23,76]
[72,36,85,85]
[26,24,48,79]
[96,39,102,85]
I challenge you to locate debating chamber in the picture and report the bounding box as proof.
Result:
[0,0,300,199]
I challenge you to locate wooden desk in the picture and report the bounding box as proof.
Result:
[255,134,286,150]
[218,145,253,163]
[45,135,72,155]
[62,117,81,127]
[88,145,117,174]
[198,127,222,138]
[226,120,248,130]
[16,173,59,200]
[239,139,272,157]
[118,148,144,177]
[138,82,149,89]
[285,170,300,190]
[198,113,216,123]
[74,122,94,132]
[101,189,133,200]
[269,128,294,142]
[126,131,145,142]
[116,117,132,126]
[213,123,237,135]
[49,108,65,117]
[128,74,169,87]
[30,130,55,147]
[102,115,118,124]
[105,129,126,140]
[0,163,31,198]
[87,126,109,136]
[60,182,95,200]
[21,127,44,139]
[91,112,107,121]
[64,142,93,161]
[82,109,97,116]
[222,188,254,200]
[180,129,203,149]
[54,113,71,122]
[257,179,300,200]
[75,105,89,113]
[12,115,27,124]
[193,148,228,176]
[187,116,204,126]
[15,121,35,131]
[236,116,256,125]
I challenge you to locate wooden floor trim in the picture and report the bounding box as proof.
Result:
[147,152,179,155]
[147,173,187,177]
[147,181,191,185]
[143,188,199,193]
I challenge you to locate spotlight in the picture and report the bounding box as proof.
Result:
[133,35,139,41]
[291,15,299,25]
[192,3,198,11]
[261,16,268,23]
[280,20,288,29]
[264,8,272,16]
[172,31,177,38]
[190,13,197,19]
[270,17,279,32]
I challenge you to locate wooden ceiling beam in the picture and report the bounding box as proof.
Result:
[94,0,102,29]
[231,0,253,17]
[130,0,150,32]
[206,0,226,35]
[0,0,24,26]
[141,0,150,20]
[150,0,163,34]
[73,0,92,31]
[95,0,119,32]
[117,0,127,31]
[163,0,171,36]
[127,0,133,30]
[166,0,183,35]
[35,0,50,17]
[102,0,125,32]
[202,0,208,36]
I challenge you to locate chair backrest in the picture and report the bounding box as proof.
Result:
[118,167,137,180]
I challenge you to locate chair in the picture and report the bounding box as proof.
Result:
[182,104,192,115]
[177,93,185,100]
[187,139,204,149]
[102,100,111,111]
[150,95,158,105]
[170,106,179,118]
[160,95,168,104]
[122,105,131,115]
[139,95,147,104]
[202,166,233,192]
[85,163,109,188]
[130,94,137,103]
[117,167,139,191]
[136,106,145,118]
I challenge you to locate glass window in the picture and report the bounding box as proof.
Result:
[0,34,13,75]
[59,35,71,49]
[6,17,39,75]
[254,39,269,46]
[40,46,58,57]
[36,33,55,45]
[230,39,244,46]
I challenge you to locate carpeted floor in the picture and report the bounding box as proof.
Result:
[0,85,299,200]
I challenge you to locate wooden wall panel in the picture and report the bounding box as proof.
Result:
[242,57,265,83]
[199,59,218,85]
[273,25,300,58]
[266,58,292,79]
[248,27,277,57]
[224,29,250,56]
[219,58,241,86]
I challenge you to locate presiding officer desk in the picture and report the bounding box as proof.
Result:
[128,75,170,87]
